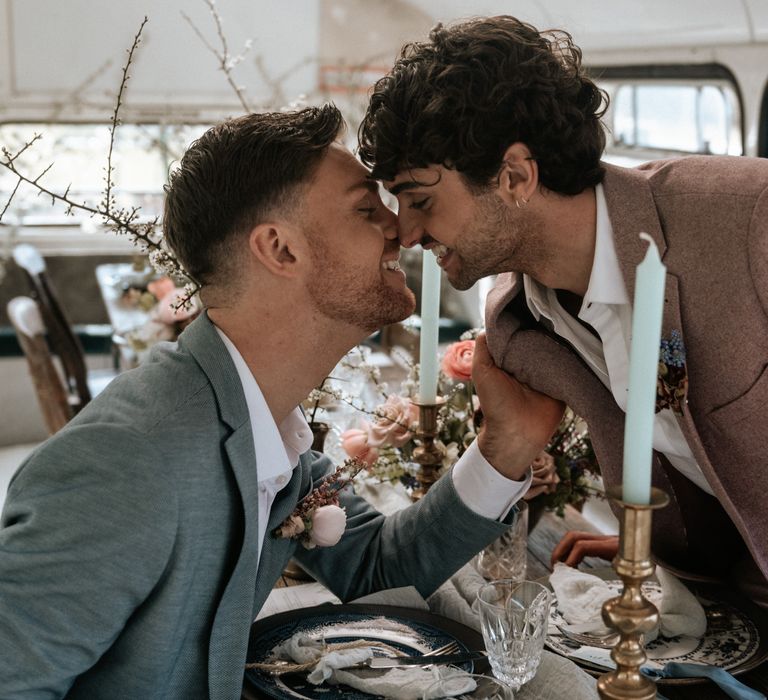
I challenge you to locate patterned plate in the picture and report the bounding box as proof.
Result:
[244,604,486,699]
[546,579,768,684]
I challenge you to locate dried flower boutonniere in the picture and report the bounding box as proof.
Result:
[274,458,366,549]
[657,330,688,416]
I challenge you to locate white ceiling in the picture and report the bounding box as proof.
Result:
[405,0,768,50]
[1,0,767,121]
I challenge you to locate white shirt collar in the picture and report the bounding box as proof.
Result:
[214,326,313,481]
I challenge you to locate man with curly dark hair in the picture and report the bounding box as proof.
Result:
[359,15,768,606]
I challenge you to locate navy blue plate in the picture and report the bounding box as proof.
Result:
[244,603,486,699]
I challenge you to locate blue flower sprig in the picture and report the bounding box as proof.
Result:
[659,329,686,368]
[657,330,688,415]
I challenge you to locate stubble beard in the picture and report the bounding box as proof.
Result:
[450,192,545,290]
[304,235,415,333]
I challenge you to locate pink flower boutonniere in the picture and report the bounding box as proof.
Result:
[273,458,366,549]
[657,330,688,416]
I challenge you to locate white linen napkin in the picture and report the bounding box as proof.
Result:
[333,666,476,700]
[549,563,706,640]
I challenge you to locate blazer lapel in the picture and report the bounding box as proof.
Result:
[602,164,717,485]
[251,457,310,615]
[179,315,264,700]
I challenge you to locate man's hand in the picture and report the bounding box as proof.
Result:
[523,452,559,501]
[550,531,619,568]
[473,333,565,481]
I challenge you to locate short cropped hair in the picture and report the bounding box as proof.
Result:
[163,105,344,285]
[358,16,608,195]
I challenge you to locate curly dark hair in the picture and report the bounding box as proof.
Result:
[358,16,608,195]
[163,105,344,286]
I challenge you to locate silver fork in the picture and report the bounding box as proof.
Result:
[556,625,620,649]
[421,641,462,657]
[264,640,462,675]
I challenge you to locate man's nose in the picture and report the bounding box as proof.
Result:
[396,213,424,249]
[382,207,399,240]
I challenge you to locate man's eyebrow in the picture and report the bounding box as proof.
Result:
[346,179,379,195]
[387,181,422,196]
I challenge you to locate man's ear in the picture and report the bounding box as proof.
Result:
[496,142,539,206]
[248,222,304,278]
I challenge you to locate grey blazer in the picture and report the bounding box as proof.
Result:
[486,156,768,586]
[0,313,512,699]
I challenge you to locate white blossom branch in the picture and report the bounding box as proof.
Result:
[181,0,251,112]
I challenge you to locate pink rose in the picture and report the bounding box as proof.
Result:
[309,505,347,547]
[147,276,176,300]
[368,395,419,448]
[156,289,201,326]
[341,427,379,465]
[441,340,475,382]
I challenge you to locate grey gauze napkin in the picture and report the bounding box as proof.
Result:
[273,628,475,699]
[428,562,599,700]
[549,563,706,641]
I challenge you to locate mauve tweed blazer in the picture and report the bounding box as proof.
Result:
[486,156,768,584]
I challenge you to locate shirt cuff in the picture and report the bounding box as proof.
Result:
[451,439,533,520]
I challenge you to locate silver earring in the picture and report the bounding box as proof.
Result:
[516,196,529,209]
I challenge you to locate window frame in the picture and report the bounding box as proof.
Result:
[588,63,745,161]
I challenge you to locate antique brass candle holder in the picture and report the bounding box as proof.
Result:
[411,399,446,500]
[597,485,670,700]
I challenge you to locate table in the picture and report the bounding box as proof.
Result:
[95,263,151,335]
[96,263,167,369]
[267,505,768,700]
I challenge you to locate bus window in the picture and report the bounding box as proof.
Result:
[592,65,744,164]
[611,83,741,156]
[0,123,210,226]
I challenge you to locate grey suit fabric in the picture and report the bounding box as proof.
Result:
[0,313,513,699]
[486,156,768,590]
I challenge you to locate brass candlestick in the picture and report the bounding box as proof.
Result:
[411,399,446,500]
[597,485,670,700]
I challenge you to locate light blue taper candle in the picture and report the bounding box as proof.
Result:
[623,233,667,505]
[418,250,441,404]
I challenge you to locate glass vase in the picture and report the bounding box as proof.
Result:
[475,500,528,582]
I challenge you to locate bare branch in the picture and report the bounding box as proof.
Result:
[104,16,148,218]
[181,0,251,112]
[254,54,315,107]
[2,133,43,165]
[32,162,54,184]
[0,178,22,223]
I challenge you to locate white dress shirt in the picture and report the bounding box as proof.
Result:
[522,184,712,495]
[215,326,531,569]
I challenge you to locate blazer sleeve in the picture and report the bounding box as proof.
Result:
[294,453,515,601]
[0,424,178,697]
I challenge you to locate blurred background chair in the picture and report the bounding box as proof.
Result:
[7,296,73,435]
[12,244,116,414]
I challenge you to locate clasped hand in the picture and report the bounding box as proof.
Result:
[472,333,564,481]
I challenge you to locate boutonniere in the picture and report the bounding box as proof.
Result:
[657,330,688,416]
[273,458,366,549]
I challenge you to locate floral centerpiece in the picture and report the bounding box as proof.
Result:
[119,273,202,356]
[313,332,602,517]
